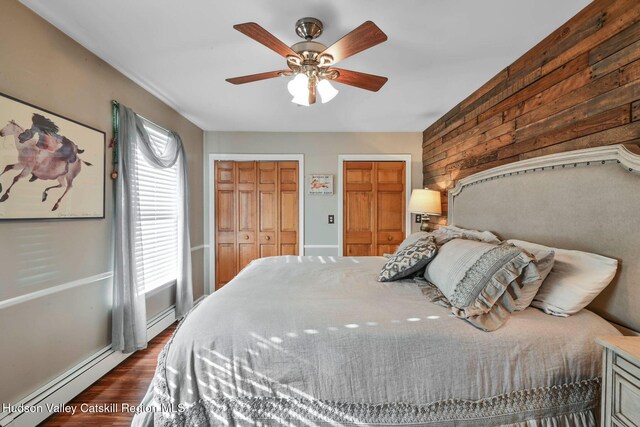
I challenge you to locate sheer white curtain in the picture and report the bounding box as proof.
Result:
[112,105,193,353]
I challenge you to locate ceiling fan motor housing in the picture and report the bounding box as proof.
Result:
[295,17,323,40]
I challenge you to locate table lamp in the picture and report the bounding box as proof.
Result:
[408,189,442,231]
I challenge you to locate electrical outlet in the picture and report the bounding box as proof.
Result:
[328,215,335,224]
[415,214,422,223]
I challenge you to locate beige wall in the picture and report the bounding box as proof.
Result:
[0,2,204,406]
[204,131,422,290]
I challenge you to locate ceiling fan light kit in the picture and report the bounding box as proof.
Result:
[226,17,388,106]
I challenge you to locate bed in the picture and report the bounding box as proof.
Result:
[134,144,640,426]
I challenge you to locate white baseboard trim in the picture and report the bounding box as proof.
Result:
[1,295,205,427]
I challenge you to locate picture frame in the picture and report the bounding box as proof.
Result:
[0,92,105,220]
[307,174,333,195]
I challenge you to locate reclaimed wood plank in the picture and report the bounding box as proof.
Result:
[422,173,451,186]
[503,67,592,122]
[427,125,515,172]
[422,150,448,167]
[500,105,631,160]
[516,67,621,128]
[621,58,640,85]
[515,77,640,141]
[477,53,589,124]
[589,19,640,64]
[442,116,479,143]
[520,121,640,160]
[423,113,503,158]
[540,0,640,76]
[507,0,613,76]
[459,68,509,111]
[591,39,640,79]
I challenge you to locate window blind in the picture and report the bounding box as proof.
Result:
[133,119,179,293]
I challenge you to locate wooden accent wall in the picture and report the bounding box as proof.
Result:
[422,0,640,225]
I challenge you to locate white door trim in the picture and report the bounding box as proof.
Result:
[337,154,412,256]
[207,154,305,294]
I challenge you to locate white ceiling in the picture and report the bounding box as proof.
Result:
[21,0,589,132]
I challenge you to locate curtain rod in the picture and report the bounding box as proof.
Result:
[111,100,171,134]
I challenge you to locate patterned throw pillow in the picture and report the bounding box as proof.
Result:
[379,236,437,282]
[423,239,540,331]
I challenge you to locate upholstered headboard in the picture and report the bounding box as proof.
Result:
[447,144,640,333]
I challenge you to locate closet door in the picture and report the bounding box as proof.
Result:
[375,162,405,256]
[236,162,258,271]
[258,162,278,257]
[343,161,375,256]
[215,161,237,288]
[343,161,405,256]
[278,161,299,255]
[215,160,299,290]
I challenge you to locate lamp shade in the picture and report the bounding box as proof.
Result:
[287,74,308,97]
[408,189,442,215]
[317,79,339,103]
[288,74,310,106]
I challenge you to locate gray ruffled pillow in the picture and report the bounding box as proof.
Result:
[379,236,437,282]
[423,239,540,331]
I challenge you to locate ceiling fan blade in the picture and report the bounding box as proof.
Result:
[331,68,388,92]
[226,70,289,85]
[320,21,387,64]
[233,22,299,59]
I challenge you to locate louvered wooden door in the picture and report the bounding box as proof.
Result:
[215,160,299,290]
[343,161,405,256]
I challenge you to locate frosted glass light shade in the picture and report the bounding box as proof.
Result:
[291,94,310,106]
[287,74,308,97]
[288,74,310,106]
[317,79,339,103]
[408,189,442,215]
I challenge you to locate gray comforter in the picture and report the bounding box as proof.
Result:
[134,256,620,426]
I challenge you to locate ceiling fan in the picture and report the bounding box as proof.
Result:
[226,18,388,106]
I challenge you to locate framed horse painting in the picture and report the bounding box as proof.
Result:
[0,92,105,220]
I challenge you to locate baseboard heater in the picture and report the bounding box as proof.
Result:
[0,301,192,427]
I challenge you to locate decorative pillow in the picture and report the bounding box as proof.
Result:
[395,231,431,253]
[436,225,501,244]
[423,239,540,331]
[507,239,555,311]
[527,244,618,317]
[379,236,437,282]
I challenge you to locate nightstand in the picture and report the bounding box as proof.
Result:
[597,336,640,427]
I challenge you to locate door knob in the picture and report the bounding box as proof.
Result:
[387,235,393,241]
[244,235,249,240]
[265,236,271,240]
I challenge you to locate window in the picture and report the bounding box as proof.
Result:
[133,119,179,293]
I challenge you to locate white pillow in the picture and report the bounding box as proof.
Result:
[439,225,501,244]
[507,239,555,311]
[526,243,618,316]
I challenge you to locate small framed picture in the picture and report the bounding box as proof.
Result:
[307,174,333,195]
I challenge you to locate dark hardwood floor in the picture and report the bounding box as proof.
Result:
[39,324,176,427]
